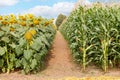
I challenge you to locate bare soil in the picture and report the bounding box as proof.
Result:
[0,31,119,80]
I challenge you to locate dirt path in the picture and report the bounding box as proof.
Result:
[0,31,120,80]
[41,31,82,79]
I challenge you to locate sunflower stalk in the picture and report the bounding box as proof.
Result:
[5,42,10,74]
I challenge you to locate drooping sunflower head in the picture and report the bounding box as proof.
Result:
[28,14,34,19]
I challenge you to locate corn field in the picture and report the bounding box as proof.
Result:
[60,5,120,72]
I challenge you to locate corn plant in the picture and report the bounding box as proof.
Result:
[61,7,94,71]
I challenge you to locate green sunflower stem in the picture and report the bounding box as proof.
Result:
[5,42,10,73]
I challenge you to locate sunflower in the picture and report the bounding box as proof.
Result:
[4,16,9,20]
[20,21,26,26]
[0,16,3,20]
[9,18,17,24]
[29,23,34,27]
[19,15,26,21]
[28,14,34,19]
[29,29,36,35]
[44,21,49,26]
[33,19,39,25]
[24,31,32,40]
[10,14,16,18]
[10,27,15,32]
[1,21,8,25]
[49,19,54,23]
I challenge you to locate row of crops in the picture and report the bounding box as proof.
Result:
[60,5,120,72]
[0,14,56,74]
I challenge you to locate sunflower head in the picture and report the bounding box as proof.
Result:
[29,23,34,27]
[49,19,54,23]
[9,18,17,24]
[10,27,15,32]
[20,21,26,26]
[24,31,32,41]
[1,21,8,25]
[4,16,9,20]
[28,14,34,19]
[0,16,3,20]
[44,21,49,26]
[10,14,16,18]
[29,29,36,35]
[19,15,26,21]
[33,19,39,25]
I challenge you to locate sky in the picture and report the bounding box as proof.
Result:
[0,0,119,18]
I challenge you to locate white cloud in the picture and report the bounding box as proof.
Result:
[0,0,19,7]
[78,0,91,6]
[23,2,74,18]
[23,0,31,2]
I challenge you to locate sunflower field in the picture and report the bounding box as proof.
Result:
[0,14,56,74]
[60,5,120,72]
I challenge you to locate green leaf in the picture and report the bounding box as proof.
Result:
[15,60,21,68]
[86,44,93,51]
[34,54,41,61]
[30,59,37,69]
[3,46,7,52]
[19,38,26,47]
[1,37,10,43]
[0,47,6,56]
[24,50,33,60]
[21,58,28,67]
[30,42,41,51]
[0,31,4,37]
[30,38,43,51]
[9,54,16,62]
[40,36,50,47]
[8,63,14,70]
[24,66,30,74]
[15,46,23,56]
[10,32,19,38]
[2,67,6,73]
[1,27,9,32]
[9,43,16,49]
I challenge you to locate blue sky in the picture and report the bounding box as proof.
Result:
[0,0,76,14]
[0,0,119,18]
[0,0,78,18]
